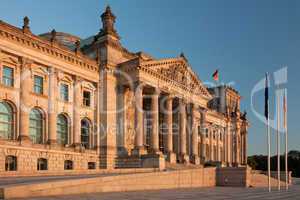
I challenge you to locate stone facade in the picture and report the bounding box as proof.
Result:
[0,6,249,176]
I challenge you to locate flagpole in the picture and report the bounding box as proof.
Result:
[265,73,271,192]
[277,90,280,191]
[267,114,271,192]
[284,89,288,190]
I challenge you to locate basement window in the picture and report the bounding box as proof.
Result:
[64,160,73,170]
[88,162,96,170]
[5,155,17,171]
[37,158,48,170]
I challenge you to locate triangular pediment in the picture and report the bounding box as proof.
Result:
[141,57,212,99]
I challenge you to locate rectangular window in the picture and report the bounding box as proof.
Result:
[83,91,91,107]
[5,156,17,171]
[88,162,96,170]
[60,84,69,101]
[34,75,43,94]
[2,66,14,87]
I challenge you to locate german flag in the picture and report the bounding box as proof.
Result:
[212,70,219,81]
[265,73,269,120]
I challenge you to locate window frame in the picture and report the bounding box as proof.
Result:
[88,162,96,170]
[5,155,17,171]
[0,102,14,140]
[60,83,69,102]
[81,118,90,149]
[64,160,73,170]
[2,66,14,87]
[57,114,69,145]
[82,90,91,107]
[29,108,44,144]
[33,75,44,95]
[37,158,48,171]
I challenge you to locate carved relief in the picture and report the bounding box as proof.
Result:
[155,62,207,96]
[124,88,135,154]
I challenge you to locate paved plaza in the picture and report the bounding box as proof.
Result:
[18,184,300,200]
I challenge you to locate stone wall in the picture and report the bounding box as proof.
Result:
[0,142,99,176]
[216,167,251,187]
[2,167,217,199]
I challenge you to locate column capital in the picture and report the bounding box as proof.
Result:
[153,87,161,95]
[20,57,33,69]
[73,75,83,84]
[167,93,176,100]
[47,66,57,74]
[134,81,146,90]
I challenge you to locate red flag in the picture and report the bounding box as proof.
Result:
[212,70,219,81]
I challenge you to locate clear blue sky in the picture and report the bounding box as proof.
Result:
[1,0,298,155]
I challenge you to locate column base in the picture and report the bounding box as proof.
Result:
[167,152,176,164]
[73,143,82,151]
[148,148,163,155]
[18,135,31,146]
[178,153,189,164]
[141,153,165,170]
[191,155,200,165]
[47,139,57,145]
[132,146,148,156]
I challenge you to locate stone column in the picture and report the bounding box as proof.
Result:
[217,129,220,162]
[166,95,176,163]
[73,77,81,148]
[226,121,231,166]
[151,88,159,153]
[19,58,32,144]
[244,127,248,165]
[132,83,146,155]
[236,124,241,165]
[191,106,200,164]
[179,99,189,163]
[200,108,207,163]
[48,67,57,144]
[210,129,213,161]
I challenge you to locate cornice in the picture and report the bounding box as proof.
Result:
[0,20,98,73]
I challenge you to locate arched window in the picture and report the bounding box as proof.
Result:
[0,102,14,140]
[29,108,43,144]
[81,119,90,149]
[5,155,17,171]
[37,158,48,170]
[57,114,68,145]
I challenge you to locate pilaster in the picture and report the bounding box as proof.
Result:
[18,57,32,144]
[48,67,57,145]
[99,68,117,169]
